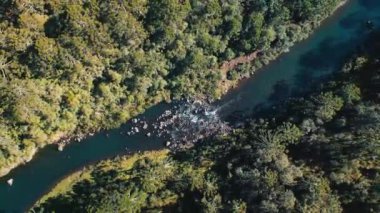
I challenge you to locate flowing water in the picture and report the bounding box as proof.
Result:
[1,0,380,211]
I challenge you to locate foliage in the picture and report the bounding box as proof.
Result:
[34,41,380,212]
[0,0,345,175]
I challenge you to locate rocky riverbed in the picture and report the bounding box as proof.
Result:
[125,99,232,150]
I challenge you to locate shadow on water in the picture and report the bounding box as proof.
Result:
[222,0,380,121]
[359,0,380,9]
[292,36,355,92]
[291,14,380,99]
[339,12,380,31]
[298,37,350,72]
[269,80,291,102]
[347,0,380,28]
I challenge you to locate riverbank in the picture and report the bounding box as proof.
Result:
[34,150,170,206]
[0,94,166,178]
[215,0,349,96]
[29,0,352,207]
[0,0,349,179]
[5,0,379,210]
[33,29,380,210]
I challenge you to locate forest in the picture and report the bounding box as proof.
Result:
[0,0,344,176]
[33,32,380,212]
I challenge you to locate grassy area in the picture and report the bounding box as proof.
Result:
[35,150,170,205]
[36,169,92,205]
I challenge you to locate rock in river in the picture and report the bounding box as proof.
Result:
[7,178,13,186]
[57,144,64,151]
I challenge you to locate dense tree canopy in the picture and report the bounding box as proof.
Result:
[34,32,380,213]
[0,0,344,176]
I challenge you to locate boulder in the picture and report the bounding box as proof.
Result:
[58,144,64,151]
[7,178,13,186]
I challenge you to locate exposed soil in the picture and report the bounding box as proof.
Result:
[218,50,261,94]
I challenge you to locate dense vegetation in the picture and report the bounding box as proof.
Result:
[0,0,344,176]
[34,33,380,212]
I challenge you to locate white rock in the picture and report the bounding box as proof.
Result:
[58,144,64,151]
[7,178,13,186]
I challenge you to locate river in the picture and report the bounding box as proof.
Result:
[1,0,380,211]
